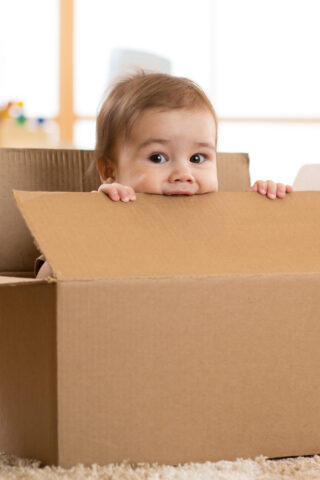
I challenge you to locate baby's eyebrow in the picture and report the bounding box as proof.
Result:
[137,138,170,150]
[137,138,215,150]
[195,142,215,150]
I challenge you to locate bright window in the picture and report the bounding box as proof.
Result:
[0,0,59,118]
[1,0,319,187]
[74,0,214,116]
[214,0,320,117]
[218,122,320,185]
[214,0,320,184]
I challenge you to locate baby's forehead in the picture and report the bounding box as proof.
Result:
[131,107,216,132]
[133,107,216,138]
[123,110,216,155]
[139,105,214,119]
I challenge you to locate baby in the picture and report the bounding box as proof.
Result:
[36,71,292,279]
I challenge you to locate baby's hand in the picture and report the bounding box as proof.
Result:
[92,182,136,202]
[247,180,293,199]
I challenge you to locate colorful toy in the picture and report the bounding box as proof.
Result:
[0,101,58,147]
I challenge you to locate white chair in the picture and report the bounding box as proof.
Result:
[108,48,171,83]
[293,164,320,191]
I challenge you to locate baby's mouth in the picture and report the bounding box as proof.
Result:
[165,190,194,195]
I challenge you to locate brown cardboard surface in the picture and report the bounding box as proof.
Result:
[3,175,320,467]
[2,269,320,466]
[0,149,249,273]
[0,281,57,464]
[56,274,320,466]
[14,190,320,280]
[0,272,36,279]
[0,276,39,285]
[0,148,98,274]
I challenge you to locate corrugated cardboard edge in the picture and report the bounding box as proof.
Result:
[0,278,58,464]
[0,275,56,286]
[216,152,250,192]
[12,189,59,280]
[0,148,101,274]
[1,150,250,274]
[0,271,35,278]
[12,188,320,283]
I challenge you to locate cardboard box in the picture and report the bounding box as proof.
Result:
[0,149,250,275]
[1,184,320,467]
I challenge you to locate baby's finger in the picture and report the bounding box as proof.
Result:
[109,187,121,201]
[246,182,258,192]
[276,183,286,198]
[256,180,267,195]
[286,185,293,193]
[98,184,120,201]
[118,185,136,202]
[266,180,277,199]
[125,185,136,200]
[97,184,108,193]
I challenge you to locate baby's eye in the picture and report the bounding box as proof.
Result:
[190,154,206,164]
[149,153,167,164]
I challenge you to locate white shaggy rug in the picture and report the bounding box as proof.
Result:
[2,453,320,479]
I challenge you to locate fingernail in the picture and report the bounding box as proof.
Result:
[269,193,276,199]
[122,196,129,202]
[260,189,266,194]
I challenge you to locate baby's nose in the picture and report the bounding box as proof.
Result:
[170,168,194,183]
[175,174,193,183]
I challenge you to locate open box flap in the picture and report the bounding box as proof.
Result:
[0,275,49,286]
[13,189,320,281]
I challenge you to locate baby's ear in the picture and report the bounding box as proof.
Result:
[97,156,115,183]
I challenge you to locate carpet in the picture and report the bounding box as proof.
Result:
[1,453,320,479]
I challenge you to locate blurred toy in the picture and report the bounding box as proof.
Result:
[0,101,59,147]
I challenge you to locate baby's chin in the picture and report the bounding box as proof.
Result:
[135,184,218,195]
[163,190,195,196]
[163,187,218,196]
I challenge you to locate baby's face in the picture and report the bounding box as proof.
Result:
[111,107,218,195]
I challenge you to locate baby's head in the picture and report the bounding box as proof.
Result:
[95,71,218,195]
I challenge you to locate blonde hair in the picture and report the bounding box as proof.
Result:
[94,70,218,171]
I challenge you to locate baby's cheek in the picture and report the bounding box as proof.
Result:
[200,174,218,194]
[200,163,218,193]
[131,172,162,194]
